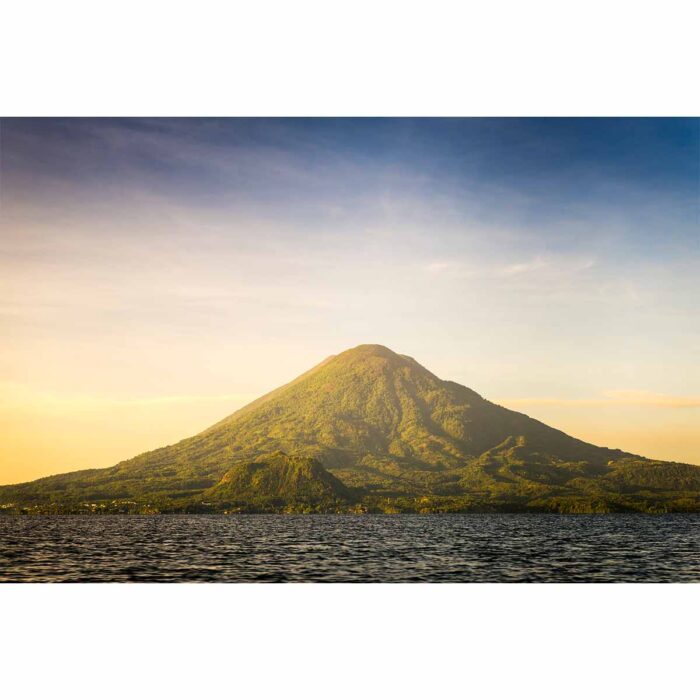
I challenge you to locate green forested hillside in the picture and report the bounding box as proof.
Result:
[1,344,698,513]
[202,452,351,512]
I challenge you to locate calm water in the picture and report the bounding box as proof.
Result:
[0,514,698,582]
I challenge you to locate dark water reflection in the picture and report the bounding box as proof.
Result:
[0,514,698,582]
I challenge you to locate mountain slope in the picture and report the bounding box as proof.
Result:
[202,452,351,511]
[1,344,698,513]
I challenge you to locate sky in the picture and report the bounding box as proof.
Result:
[0,117,698,483]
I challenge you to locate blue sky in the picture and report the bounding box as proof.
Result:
[1,118,698,480]
[4,117,697,226]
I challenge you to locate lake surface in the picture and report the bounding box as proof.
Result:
[0,514,698,582]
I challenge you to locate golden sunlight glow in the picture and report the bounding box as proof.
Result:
[0,385,255,484]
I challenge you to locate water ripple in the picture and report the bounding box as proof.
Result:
[0,514,698,582]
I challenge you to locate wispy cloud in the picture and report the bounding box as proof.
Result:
[498,391,700,409]
[0,382,257,414]
[421,253,597,282]
[425,261,456,274]
[499,256,548,276]
[603,391,700,408]
[498,254,595,277]
[422,260,474,277]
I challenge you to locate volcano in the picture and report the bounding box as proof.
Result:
[2,344,698,513]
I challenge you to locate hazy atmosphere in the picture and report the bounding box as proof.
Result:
[1,117,698,483]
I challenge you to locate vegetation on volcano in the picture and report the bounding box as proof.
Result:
[2,345,698,514]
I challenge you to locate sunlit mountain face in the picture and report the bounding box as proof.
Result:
[2,345,698,514]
